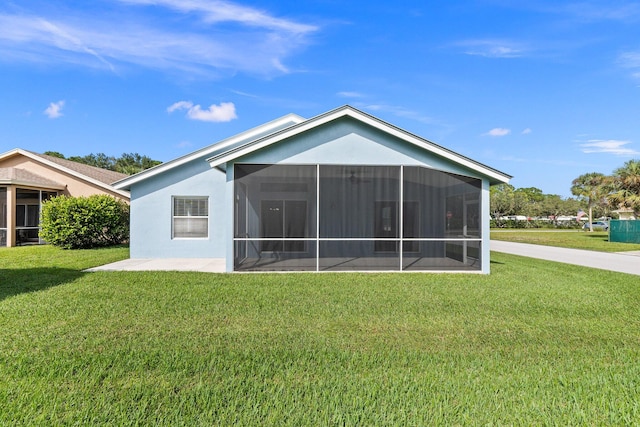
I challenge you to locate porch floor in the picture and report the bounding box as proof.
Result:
[86,256,480,272]
[235,256,480,272]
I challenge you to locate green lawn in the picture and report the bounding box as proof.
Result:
[491,229,640,252]
[1,245,640,425]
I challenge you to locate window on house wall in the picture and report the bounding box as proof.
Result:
[172,196,209,238]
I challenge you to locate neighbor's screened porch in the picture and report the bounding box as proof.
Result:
[0,187,58,247]
[233,164,481,272]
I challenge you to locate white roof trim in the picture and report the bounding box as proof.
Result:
[0,148,130,198]
[207,106,512,184]
[113,113,305,189]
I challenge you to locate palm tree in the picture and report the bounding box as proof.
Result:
[571,172,607,232]
[608,159,640,219]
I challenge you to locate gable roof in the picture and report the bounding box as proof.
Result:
[114,105,511,190]
[0,149,130,198]
[113,113,305,190]
[35,152,129,185]
[206,105,511,185]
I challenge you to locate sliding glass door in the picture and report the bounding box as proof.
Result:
[260,200,308,252]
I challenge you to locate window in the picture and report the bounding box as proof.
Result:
[172,197,208,238]
[16,205,39,227]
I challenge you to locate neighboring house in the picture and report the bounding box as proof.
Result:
[0,149,130,247]
[115,106,511,273]
[613,208,636,220]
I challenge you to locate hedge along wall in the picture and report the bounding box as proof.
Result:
[609,220,640,244]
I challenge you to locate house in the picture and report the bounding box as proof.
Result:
[613,208,636,221]
[114,106,511,273]
[0,149,130,247]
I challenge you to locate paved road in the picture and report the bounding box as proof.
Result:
[491,240,640,276]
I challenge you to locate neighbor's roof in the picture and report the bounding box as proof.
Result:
[0,149,130,198]
[206,105,512,185]
[35,152,129,185]
[0,167,66,189]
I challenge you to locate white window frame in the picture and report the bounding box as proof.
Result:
[172,196,209,239]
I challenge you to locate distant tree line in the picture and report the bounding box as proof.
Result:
[490,184,583,228]
[44,151,162,175]
[491,159,640,229]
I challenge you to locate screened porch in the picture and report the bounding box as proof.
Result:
[233,164,481,272]
[0,187,58,247]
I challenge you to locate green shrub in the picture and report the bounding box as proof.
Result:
[491,219,583,230]
[40,195,129,249]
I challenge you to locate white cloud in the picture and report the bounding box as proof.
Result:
[0,1,318,77]
[498,2,640,23]
[187,103,238,122]
[522,128,532,135]
[167,101,237,122]
[230,89,259,98]
[562,2,640,22]
[580,139,639,155]
[44,100,65,119]
[456,39,526,58]
[118,0,317,33]
[619,51,640,80]
[167,101,193,114]
[620,52,640,68]
[484,128,511,137]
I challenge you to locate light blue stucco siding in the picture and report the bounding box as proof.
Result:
[129,157,226,259]
[226,117,493,273]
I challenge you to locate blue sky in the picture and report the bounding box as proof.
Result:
[1,0,640,197]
